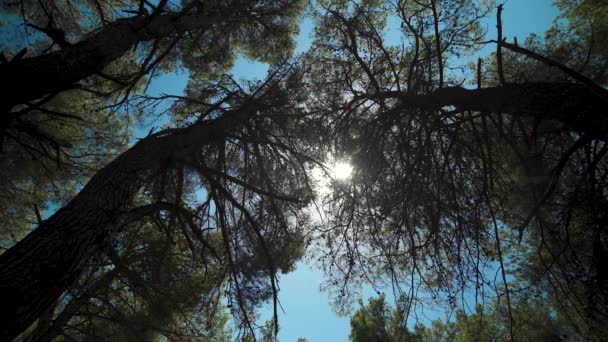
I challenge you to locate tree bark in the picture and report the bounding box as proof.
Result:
[374,83,608,140]
[0,9,219,112]
[0,100,256,340]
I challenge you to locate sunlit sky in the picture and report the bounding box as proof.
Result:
[143,1,560,340]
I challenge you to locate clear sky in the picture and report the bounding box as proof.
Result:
[143,1,560,341]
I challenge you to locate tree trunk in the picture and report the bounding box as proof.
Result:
[0,101,255,340]
[0,9,219,112]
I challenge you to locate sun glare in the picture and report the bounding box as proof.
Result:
[311,159,354,197]
[331,161,353,181]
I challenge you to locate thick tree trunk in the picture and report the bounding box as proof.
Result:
[380,83,608,140]
[0,101,255,340]
[0,9,219,112]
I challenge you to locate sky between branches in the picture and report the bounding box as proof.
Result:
[136,1,560,340]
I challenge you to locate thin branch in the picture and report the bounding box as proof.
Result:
[490,39,608,100]
[430,0,443,87]
[496,4,506,85]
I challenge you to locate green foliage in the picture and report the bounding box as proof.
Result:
[349,296,417,342]
[2,0,608,340]
[0,0,309,263]
[306,0,608,339]
[0,88,129,249]
[551,0,608,83]
[350,296,579,342]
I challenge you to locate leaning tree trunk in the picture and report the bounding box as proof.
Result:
[0,101,255,340]
[380,83,608,140]
[0,8,219,112]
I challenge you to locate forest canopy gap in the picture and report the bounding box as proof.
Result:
[1,0,607,341]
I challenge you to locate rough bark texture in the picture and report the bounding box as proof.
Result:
[0,10,218,112]
[0,101,255,340]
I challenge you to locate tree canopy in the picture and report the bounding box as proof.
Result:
[349,295,571,342]
[1,0,607,341]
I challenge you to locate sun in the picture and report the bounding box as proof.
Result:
[311,159,354,197]
[330,161,353,181]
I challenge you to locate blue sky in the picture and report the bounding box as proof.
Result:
[143,1,560,341]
